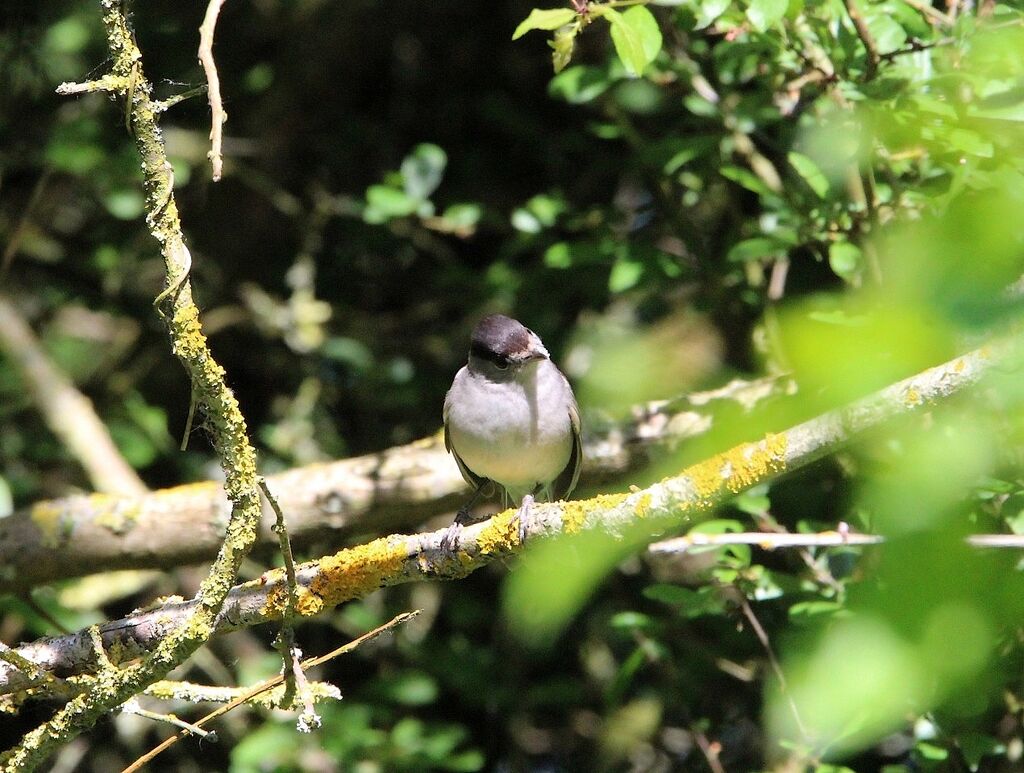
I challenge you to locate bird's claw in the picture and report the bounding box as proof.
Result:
[511,494,535,547]
[438,521,464,557]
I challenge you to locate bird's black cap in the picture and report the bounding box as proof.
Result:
[469,314,542,367]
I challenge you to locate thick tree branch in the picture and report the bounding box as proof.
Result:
[0,376,785,593]
[0,343,1002,698]
[1,2,264,770]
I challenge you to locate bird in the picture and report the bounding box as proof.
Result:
[441,314,582,551]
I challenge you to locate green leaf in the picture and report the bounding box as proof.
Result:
[544,242,572,268]
[829,241,863,280]
[727,237,788,262]
[608,257,644,292]
[609,611,655,630]
[746,0,788,32]
[401,143,447,200]
[957,733,1005,770]
[864,12,908,54]
[550,24,578,72]
[439,203,482,231]
[720,165,777,198]
[513,7,577,39]
[504,528,649,647]
[643,584,697,604]
[788,151,830,198]
[914,741,950,761]
[548,65,612,103]
[384,671,439,706]
[364,185,419,223]
[605,6,663,77]
[103,189,145,220]
[694,0,731,29]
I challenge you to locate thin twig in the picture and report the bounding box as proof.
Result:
[198,0,228,181]
[691,725,726,773]
[649,530,1024,552]
[739,598,806,737]
[649,530,883,553]
[901,0,953,26]
[767,258,790,301]
[121,611,419,773]
[121,700,217,741]
[1,170,51,281]
[259,477,318,731]
[842,0,881,80]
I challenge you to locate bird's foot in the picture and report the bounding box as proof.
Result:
[511,494,536,547]
[438,521,463,556]
[437,503,473,559]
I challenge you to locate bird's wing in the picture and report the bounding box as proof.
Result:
[443,385,486,492]
[552,386,583,501]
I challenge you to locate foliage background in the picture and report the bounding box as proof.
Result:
[3,0,1024,770]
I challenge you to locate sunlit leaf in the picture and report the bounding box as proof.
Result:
[605,6,663,77]
[694,0,731,29]
[512,7,578,39]
[746,0,788,32]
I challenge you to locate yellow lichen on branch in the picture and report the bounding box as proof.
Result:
[682,433,788,505]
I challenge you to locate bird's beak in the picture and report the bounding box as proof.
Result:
[511,333,549,364]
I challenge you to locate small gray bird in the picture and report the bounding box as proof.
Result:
[442,314,582,549]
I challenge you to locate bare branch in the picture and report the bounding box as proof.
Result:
[198,0,229,181]
[0,296,147,496]
[649,529,883,552]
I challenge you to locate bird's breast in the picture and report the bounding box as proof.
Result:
[446,362,573,492]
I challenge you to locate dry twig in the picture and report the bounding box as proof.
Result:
[198,0,229,180]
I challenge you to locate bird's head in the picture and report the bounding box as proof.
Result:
[468,314,549,378]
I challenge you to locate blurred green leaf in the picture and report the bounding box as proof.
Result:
[608,257,644,292]
[512,7,577,39]
[694,0,731,29]
[103,189,145,220]
[364,184,420,223]
[402,143,448,200]
[864,11,908,54]
[385,671,440,706]
[605,6,663,77]
[549,65,613,103]
[746,0,788,32]
[788,151,830,198]
[728,236,789,262]
[828,241,862,281]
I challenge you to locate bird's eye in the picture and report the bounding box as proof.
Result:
[494,357,510,370]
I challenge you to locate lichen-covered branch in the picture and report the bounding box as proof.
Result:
[0,2,263,769]
[0,295,146,497]
[0,376,785,593]
[0,344,1000,699]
